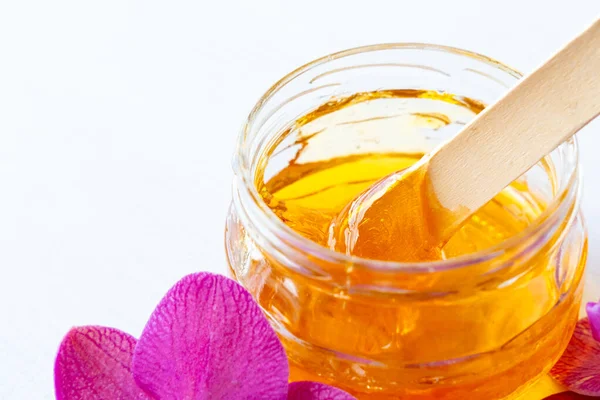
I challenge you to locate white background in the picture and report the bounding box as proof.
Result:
[1,1,599,398]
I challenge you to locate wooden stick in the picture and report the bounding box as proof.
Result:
[425,17,600,237]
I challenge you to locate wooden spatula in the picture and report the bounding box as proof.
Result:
[328,17,600,262]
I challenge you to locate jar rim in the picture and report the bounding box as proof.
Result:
[235,43,581,273]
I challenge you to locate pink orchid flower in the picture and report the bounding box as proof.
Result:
[543,393,598,399]
[54,272,355,400]
[544,301,600,399]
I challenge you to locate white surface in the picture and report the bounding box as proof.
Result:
[0,1,599,397]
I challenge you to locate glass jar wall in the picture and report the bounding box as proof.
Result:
[225,44,587,399]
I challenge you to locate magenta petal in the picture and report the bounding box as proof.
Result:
[543,392,598,399]
[132,272,289,400]
[54,326,150,400]
[585,302,600,342]
[287,382,356,400]
[549,318,600,396]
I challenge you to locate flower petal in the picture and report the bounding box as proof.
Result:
[585,302,600,342]
[54,326,150,400]
[287,382,356,400]
[549,318,600,396]
[543,392,598,399]
[132,272,288,400]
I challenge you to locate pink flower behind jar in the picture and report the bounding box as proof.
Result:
[544,301,600,399]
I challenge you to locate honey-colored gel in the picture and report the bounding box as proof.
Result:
[328,163,450,262]
[253,91,585,399]
[260,90,540,262]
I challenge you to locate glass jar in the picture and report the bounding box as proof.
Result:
[225,44,587,399]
